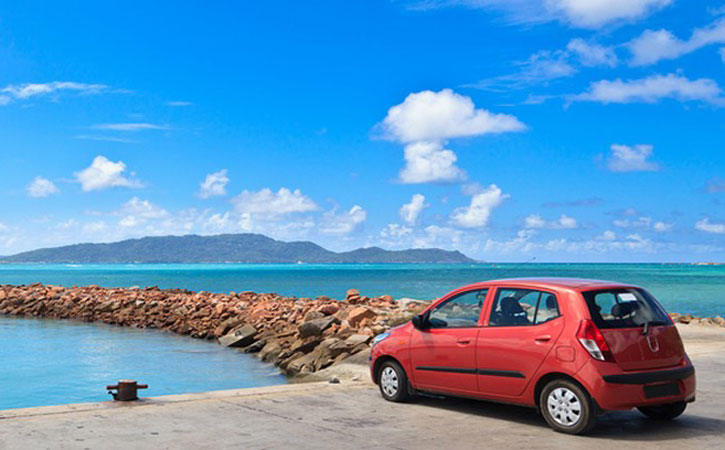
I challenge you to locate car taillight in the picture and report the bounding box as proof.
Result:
[576,319,614,362]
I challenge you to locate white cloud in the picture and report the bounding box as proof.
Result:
[695,218,725,234]
[598,230,617,240]
[381,89,525,143]
[548,0,672,29]
[607,144,659,172]
[407,0,671,29]
[380,89,524,184]
[121,197,169,219]
[198,169,229,199]
[629,19,725,66]
[232,188,319,218]
[399,194,428,225]
[451,184,509,228]
[0,81,108,104]
[92,123,168,131]
[74,156,142,192]
[166,101,192,107]
[400,141,467,184]
[26,177,59,198]
[380,223,414,240]
[653,221,673,232]
[524,213,578,229]
[319,205,367,235]
[573,73,723,105]
[470,50,577,91]
[566,38,618,67]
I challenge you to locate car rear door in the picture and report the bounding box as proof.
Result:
[476,287,565,398]
[581,288,685,371]
[409,288,489,395]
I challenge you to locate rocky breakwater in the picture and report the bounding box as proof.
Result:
[0,284,427,379]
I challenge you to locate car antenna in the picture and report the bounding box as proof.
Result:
[494,256,537,280]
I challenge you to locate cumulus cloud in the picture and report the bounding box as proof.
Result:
[198,169,230,199]
[695,218,725,234]
[381,89,525,143]
[612,214,672,232]
[572,73,723,105]
[232,188,319,218]
[92,123,169,131]
[524,213,578,229]
[26,177,59,198]
[406,0,671,29]
[607,144,659,172]
[399,194,428,225]
[629,19,725,66]
[0,81,108,105]
[451,184,509,228]
[400,141,467,184]
[380,89,525,183]
[319,205,367,235]
[74,156,142,192]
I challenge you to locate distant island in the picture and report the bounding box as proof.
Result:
[0,233,476,264]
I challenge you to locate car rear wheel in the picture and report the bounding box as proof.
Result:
[377,361,411,402]
[637,401,687,420]
[539,379,596,435]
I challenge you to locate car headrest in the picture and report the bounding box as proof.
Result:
[501,296,524,315]
[611,302,637,318]
[544,295,557,310]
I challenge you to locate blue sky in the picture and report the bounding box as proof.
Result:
[1,0,724,262]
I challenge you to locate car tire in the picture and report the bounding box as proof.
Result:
[377,360,411,402]
[539,379,596,435]
[637,401,687,420]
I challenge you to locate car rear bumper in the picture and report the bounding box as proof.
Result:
[577,361,696,411]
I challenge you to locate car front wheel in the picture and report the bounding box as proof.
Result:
[638,401,687,420]
[539,379,596,435]
[377,360,411,402]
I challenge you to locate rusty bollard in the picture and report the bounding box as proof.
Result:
[107,380,148,401]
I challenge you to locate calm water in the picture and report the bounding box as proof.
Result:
[1,263,724,316]
[2,263,723,409]
[0,315,286,410]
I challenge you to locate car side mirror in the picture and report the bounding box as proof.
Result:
[411,313,428,330]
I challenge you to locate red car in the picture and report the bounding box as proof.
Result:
[370,278,696,434]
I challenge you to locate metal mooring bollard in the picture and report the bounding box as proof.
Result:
[106,380,148,401]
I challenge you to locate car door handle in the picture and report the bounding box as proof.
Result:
[457,338,471,345]
[534,335,551,342]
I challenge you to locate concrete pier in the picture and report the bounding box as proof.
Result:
[1,326,723,449]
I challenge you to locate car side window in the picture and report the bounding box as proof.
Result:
[489,288,560,327]
[428,289,488,329]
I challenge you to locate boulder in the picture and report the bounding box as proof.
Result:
[347,307,377,328]
[304,310,325,322]
[318,304,340,316]
[218,324,258,347]
[346,289,361,302]
[298,316,340,338]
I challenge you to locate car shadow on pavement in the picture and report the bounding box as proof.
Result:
[413,394,725,441]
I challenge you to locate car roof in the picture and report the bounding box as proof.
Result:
[473,277,638,291]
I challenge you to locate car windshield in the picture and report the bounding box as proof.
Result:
[581,288,670,329]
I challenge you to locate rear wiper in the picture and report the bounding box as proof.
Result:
[642,320,667,335]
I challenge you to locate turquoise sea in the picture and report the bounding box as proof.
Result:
[1,262,723,316]
[1,263,723,410]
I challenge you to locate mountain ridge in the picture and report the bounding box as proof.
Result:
[0,233,476,264]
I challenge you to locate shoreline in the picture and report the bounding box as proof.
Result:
[1,283,723,382]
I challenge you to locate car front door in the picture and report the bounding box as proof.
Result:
[476,287,565,399]
[409,288,489,395]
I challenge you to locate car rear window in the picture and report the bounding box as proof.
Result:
[581,288,670,329]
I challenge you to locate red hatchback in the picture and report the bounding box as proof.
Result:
[370,278,696,434]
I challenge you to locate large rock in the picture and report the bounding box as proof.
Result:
[298,316,340,338]
[347,307,377,328]
[218,324,258,347]
[346,289,360,302]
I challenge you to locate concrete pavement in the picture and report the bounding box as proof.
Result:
[1,325,723,449]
